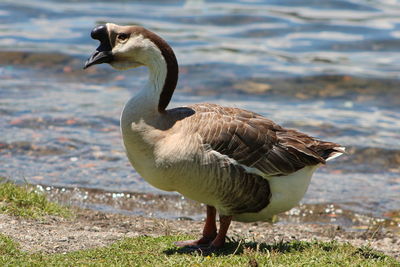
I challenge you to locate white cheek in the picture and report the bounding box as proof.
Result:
[110,37,145,70]
[115,36,145,54]
[109,35,162,70]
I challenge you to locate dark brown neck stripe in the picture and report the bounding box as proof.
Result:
[138,28,179,113]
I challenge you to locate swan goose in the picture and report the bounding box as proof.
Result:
[84,23,345,250]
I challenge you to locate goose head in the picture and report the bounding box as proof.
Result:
[84,23,178,112]
[84,23,173,71]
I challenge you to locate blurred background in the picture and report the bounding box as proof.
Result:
[0,0,399,230]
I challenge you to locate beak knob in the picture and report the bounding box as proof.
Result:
[91,25,108,41]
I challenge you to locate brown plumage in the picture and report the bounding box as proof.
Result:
[160,103,343,216]
[169,103,342,176]
[84,23,345,251]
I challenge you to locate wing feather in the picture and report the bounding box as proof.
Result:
[189,103,341,177]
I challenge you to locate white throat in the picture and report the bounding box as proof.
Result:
[124,37,168,118]
[142,57,168,111]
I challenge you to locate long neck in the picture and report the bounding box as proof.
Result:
[157,42,178,113]
[141,58,169,112]
[139,35,179,114]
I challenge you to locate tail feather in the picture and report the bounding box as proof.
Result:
[325,146,346,161]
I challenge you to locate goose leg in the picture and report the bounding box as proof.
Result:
[174,205,217,247]
[209,214,232,249]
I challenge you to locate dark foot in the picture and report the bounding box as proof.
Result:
[209,238,225,249]
[174,236,213,248]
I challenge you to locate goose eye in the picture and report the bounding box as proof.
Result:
[117,33,129,41]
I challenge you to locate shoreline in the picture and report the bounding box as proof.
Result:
[42,185,400,231]
[1,207,399,260]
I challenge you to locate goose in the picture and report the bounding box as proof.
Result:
[84,23,345,250]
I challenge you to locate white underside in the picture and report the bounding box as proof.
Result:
[131,162,318,223]
[233,165,318,222]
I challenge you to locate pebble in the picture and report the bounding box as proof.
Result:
[91,226,101,232]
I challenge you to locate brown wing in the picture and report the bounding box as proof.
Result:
[189,103,341,176]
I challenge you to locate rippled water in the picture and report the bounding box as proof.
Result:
[0,0,399,219]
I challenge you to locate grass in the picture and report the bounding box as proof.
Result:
[0,178,71,218]
[0,179,398,266]
[0,234,398,266]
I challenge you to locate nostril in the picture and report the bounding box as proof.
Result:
[91,25,108,40]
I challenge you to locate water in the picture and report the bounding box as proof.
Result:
[0,0,399,222]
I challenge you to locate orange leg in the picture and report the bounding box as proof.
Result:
[174,205,218,247]
[210,214,232,249]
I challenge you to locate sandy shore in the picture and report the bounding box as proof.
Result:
[1,208,399,260]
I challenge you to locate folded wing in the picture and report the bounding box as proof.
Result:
[190,103,342,177]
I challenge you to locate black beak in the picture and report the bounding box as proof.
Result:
[84,25,113,69]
